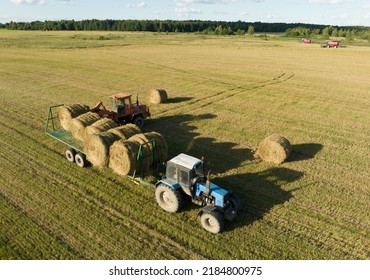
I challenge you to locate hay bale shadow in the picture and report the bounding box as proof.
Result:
[289,143,323,162]
[167,97,193,104]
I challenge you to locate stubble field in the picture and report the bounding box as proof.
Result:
[0,30,369,259]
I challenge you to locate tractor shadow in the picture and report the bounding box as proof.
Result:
[145,113,305,231]
[289,143,323,162]
[214,167,305,232]
[145,113,253,172]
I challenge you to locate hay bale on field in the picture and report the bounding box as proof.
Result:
[58,104,90,131]
[148,89,168,104]
[109,124,141,139]
[109,140,141,176]
[84,118,118,139]
[256,134,292,164]
[85,131,121,167]
[69,112,101,141]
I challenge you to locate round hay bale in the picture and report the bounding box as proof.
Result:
[257,134,292,164]
[69,112,101,141]
[109,140,141,176]
[144,131,168,162]
[84,118,118,139]
[85,131,121,167]
[109,124,141,140]
[129,133,152,173]
[58,104,90,131]
[148,89,168,104]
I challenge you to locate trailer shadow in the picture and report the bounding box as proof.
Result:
[213,167,305,232]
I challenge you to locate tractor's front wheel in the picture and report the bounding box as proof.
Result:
[155,184,183,213]
[200,211,224,234]
[133,116,144,128]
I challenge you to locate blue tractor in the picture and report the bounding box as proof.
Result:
[155,153,240,233]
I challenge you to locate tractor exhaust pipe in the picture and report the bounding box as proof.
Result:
[206,170,211,195]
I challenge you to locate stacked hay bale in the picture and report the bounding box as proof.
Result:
[148,89,168,104]
[109,140,141,176]
[109,124,141,139]
[84,118,118,139]
[69,112,101,141]
[109,132,168,176]
[85,124,141,167]
[256,134,292,164]
[58,104,90,131]
[85,131,121,167]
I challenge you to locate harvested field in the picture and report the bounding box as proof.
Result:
[0,30,369,260]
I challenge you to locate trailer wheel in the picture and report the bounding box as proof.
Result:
[65,148,76,162]
[133,116,144,128]
[155,184,183,213]
[200,211,224,234]
[75,152,87,168]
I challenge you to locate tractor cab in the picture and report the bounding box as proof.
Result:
[164,153,205,196]
[110,93,134,116]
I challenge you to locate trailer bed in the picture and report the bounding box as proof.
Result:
[46,130,85,154]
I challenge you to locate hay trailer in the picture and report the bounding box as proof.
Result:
[46,104,89,167]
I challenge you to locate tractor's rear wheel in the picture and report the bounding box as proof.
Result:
[75,152,87,168]
[155,184,183,213]
[200,211,224,234]
[65,148,76,162]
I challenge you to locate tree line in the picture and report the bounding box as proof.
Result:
[0,19,368,39]
[285,25,370,41]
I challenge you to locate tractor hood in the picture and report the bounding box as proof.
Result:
[195,181,229,208]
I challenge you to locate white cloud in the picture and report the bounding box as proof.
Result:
[126,2,147,8]
[308,0,344,4]
[10,0,46,4]
[175,0,261,6]
[175,7,202,16]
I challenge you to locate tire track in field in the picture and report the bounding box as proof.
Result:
[0,117,207,259]
[117,56,294,117]
[135,58,295,117]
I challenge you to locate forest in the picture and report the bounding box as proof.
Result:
[1,19,369,39]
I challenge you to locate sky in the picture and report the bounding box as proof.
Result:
[1,0,369,26]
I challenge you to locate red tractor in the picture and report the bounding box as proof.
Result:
[321,41,341,48]
[91,93,150,127]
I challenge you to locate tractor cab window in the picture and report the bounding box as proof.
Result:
[166,164,177,183]
[194,162,204,176]
[123,98,131,108]
[112,99,126,114]
[179,169,190,187]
